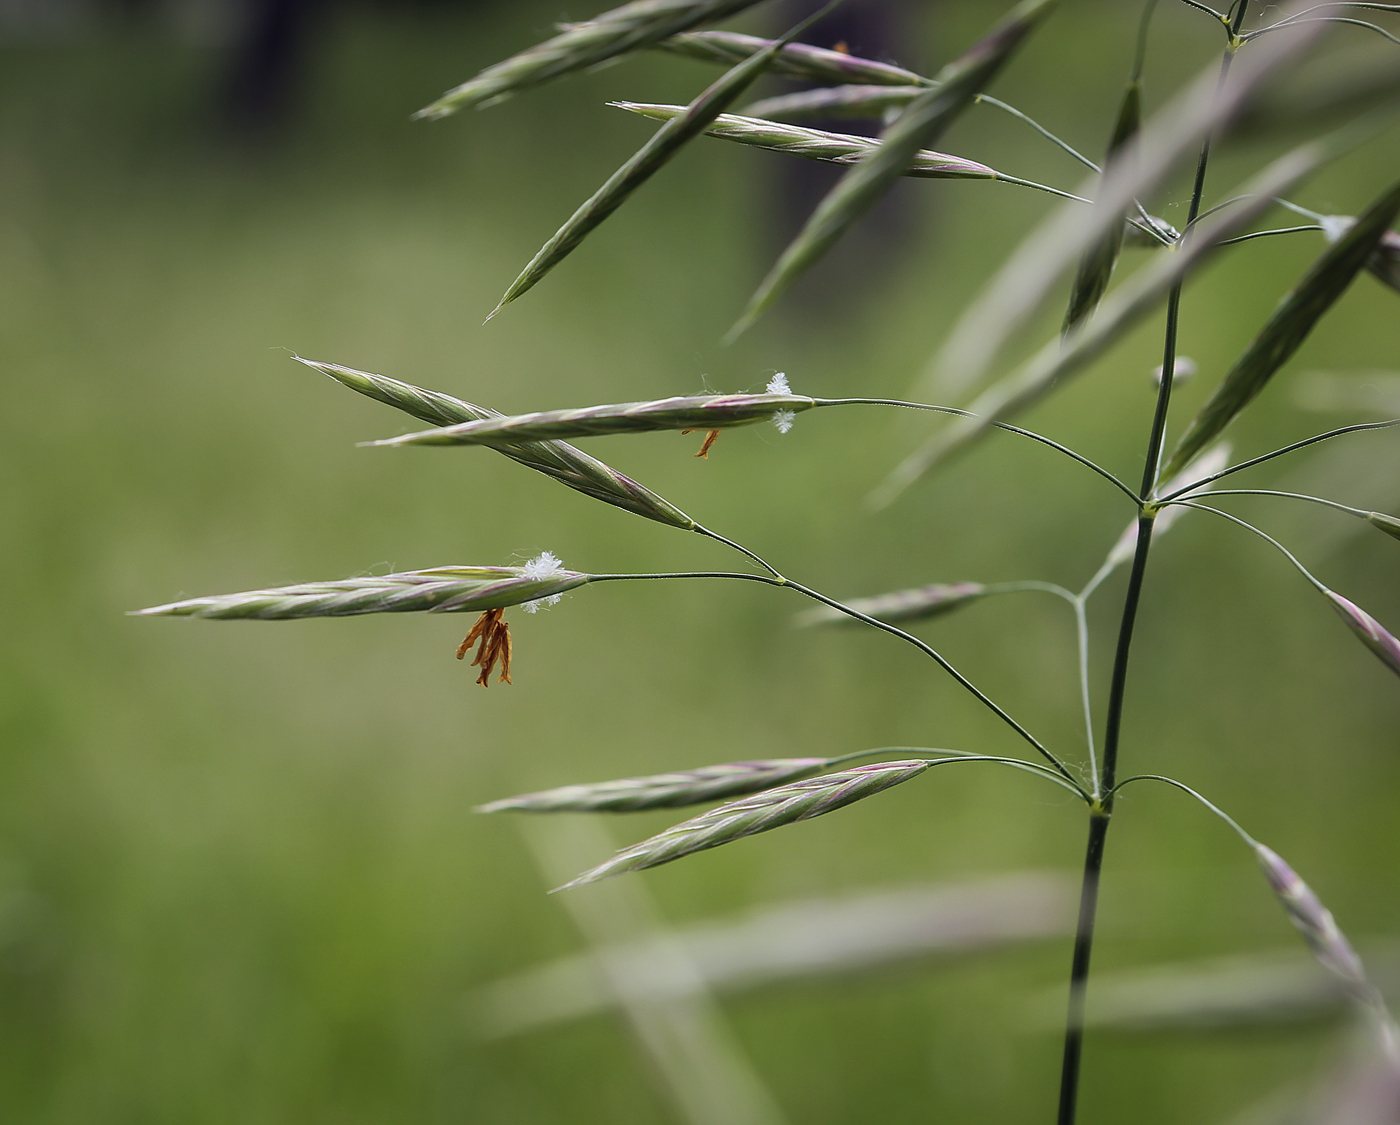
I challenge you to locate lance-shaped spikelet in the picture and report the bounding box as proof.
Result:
[1323,590,1400,680]
[655,29,933,88]
[1365,511,1400,541]
[741,85,926,121]
[1253,843,1375,1005]
[414,0,766,120]
[555,760,932,889]
[794,582,986,628]
[614,104,999,179]
[296,358,696,531]
[477,758,830,813]
[365,391,817,448]
[133,562,590,620]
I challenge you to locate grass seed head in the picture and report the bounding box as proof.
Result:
[298,357,697,530]
[794,582,987,627]
[365,392,817,448]
[134,563,591,621]
[555,760,932,889]
[1325,590,1400,679]
[1254,843,1371,998]
[654,29,933,88]
[614,104,1000,180]
[1365,511,1400,541]
[476,758,830,813]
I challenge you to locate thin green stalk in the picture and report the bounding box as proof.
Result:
[1214,224,1324,245]
[1055,27,1238,1121]
[1160,501,1331,590]
[817,398,1141,502]
[1157,420,1400,500]
[1194,488,1370,517]
[588,570,1086,794]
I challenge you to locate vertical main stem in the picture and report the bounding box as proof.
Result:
[1052,14,1241,1116]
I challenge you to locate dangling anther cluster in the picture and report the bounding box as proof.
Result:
[457,608,513,685]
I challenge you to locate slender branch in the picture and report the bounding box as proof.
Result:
[1157,419,1400,500]
[1195,488,1370,517]
[976,95,1101,171]
[692,525,785,579]
[995,176,1094,205]
[1111,774,1257,843]
[1214,224,1323,245]
[1161,501,1330,590]
[1244,15,1400,43]
[816,398,1142,502]
[588,571,1086,794]
[824,746,1086,796]
[1176,0,1231,23]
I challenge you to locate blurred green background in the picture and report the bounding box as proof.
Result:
[2,1,1398,1121]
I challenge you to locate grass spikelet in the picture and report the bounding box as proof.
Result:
[793,582,986,627]
[1364,511,1400,540]
[727,0,1058,340]
[655,29,932,88]
[1062,77,1139,332]
[614,104,999,179]
[741,85,925,121]
[870,143,1325,506]
[413,0,766,120]
[296,357,697,530]
[1161,174,1400,480]
[1324,590,1400,680]
[1253,843,1372,1000]
[555,760,932,889]
[133,564,591,621]
[487,1,840,317]
[364,391,817,448]
[476,758,829,813]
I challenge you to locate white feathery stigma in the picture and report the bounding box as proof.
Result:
[521,550,565,612]
[766,372,791,395]
[772,410,796,434]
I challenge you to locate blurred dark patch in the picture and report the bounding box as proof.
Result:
[217,0,327,138]
[764,0,933,326]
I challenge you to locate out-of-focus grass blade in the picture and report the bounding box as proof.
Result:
[870,142,1328,509]
[472,873,1073,1037]
[726,0,1058,342]
[414,0,769,120]
[1062,78,1140,332]
[487,1,840,320]
[613,104,1001,179]
[1161,175,1400,480]
[917,4,1326,401]
[655,29,932,88]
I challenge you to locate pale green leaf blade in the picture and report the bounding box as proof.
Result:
[1161,175,1400,479]
[870,141,1328,508]
[488,2,839,317]
[1062,79,1140,331]
[727,0,1058,340]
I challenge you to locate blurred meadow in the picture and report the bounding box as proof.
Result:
[1,0,1398,1121]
